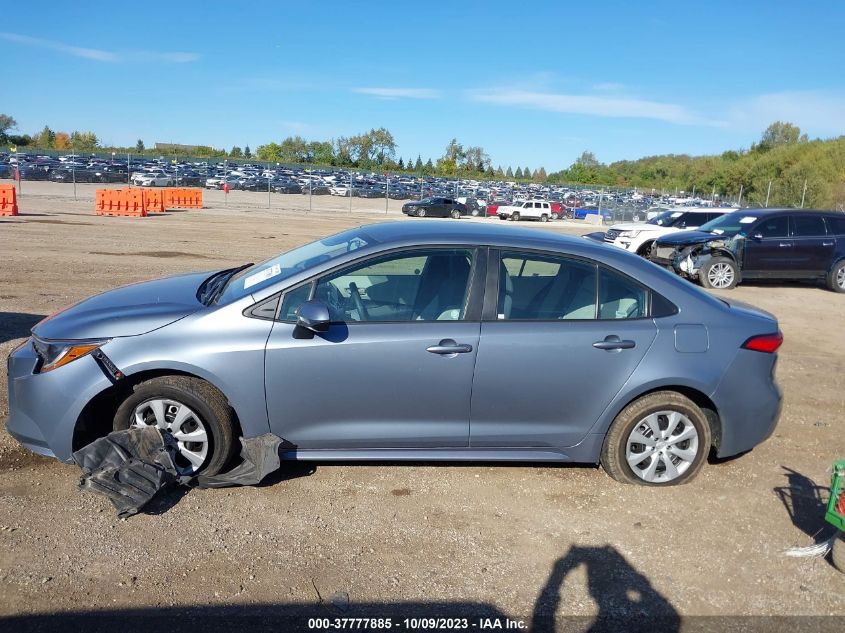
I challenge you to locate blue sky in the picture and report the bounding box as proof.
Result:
[2,1,844,171]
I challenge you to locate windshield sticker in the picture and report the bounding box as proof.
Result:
[243,263,282,290]
[739,216,757,223]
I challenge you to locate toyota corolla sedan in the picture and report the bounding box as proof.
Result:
[6,221,783,486]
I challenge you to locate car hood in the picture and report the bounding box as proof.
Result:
[655,230,725,247]
[609,222,666,232]
[32,271,211,340]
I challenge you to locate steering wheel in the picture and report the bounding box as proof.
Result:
[348,282,370,321]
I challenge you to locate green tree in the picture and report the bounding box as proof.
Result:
[135,139,145,152]
[414,155,423,171]
[36,125,55,148]
[506,166,513,178]
[758,121,807,150]
[230,146,243,158]
[244,145,252,159]
[535,167,547,181]
[398,157,404,170]
[0,114,17,143]
[69,131,98,151]
[308,141,335,165]
[523,167,531,180]
[424,158,434,174]
[515,167,524,179]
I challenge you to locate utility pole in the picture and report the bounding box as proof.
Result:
[737,184,743,207]
[385,172,389,214]
[800,179,807,208]
[765,180,772,208]
[267,161,271,209]
[71,143,77,201]
[349,170,353,213]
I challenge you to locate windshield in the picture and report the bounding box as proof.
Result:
[698,212,751,236]
[214,227,375,303]
[647,210,683,226]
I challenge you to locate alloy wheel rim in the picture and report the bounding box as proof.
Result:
[625,410,699,483]
[837,266,845,289]
[131,398,209,474]
[708,262,734,288]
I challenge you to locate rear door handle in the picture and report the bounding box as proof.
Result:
[822,241,834,247]
[778,242,792,248]
[593,335,636,351]
[426,339,473,355]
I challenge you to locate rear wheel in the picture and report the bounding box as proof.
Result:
[511,212,520,222]
[551,212,560,220]
[471,208,480,217]
[699,257,737,290]
[450,209,461,219]
[601,391,711,486]
[540,214,549,222]
[826,260,845,293]
[113,376,236,476]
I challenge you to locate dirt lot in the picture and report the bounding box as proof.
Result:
[0,182,843,629]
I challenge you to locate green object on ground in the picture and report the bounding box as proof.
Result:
[825,459,845,531]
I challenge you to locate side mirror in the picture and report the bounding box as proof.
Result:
[295,299,331,333]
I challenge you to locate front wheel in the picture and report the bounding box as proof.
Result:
[416,207,427,217]
[113,376,236,476]
[826,260,845,293]
[471,208,480,217]
[699,257,737,290]
[601,391,711,486]
[551,212,560,220]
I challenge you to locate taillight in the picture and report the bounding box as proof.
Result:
[742,332,783,354]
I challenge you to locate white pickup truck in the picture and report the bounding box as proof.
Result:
[497,200,553,222]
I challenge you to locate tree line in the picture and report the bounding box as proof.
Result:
[1,114,842,208]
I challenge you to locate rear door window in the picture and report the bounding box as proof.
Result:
[827,216,845,235]
[792,214,827,237]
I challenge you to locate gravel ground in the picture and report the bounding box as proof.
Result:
[0,182,843,630]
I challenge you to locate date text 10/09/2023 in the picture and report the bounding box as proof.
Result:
[307,617,528,630]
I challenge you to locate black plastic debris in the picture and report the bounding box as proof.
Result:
[196,434,284,488]
[73,428,285,518]
[73,427,179,519]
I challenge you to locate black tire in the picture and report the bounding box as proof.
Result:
[540,214,549,222]
[511,212,520,222]
[826,260,845,293]
[636,241,654,258]
[416,207,426,217]
[450,209,461,219]
[600,391,711,486]
[832,532,845,573]
[113,376,237,476]
[699,256,737,290]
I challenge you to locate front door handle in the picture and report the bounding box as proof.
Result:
[778,242,792,248]
[593,335,636,351]
[426,339,473,355]
[822,241,834,247]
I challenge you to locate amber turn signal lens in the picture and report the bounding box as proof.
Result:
[41,344,100,372]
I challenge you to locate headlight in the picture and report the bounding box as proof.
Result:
[619,230,641,238]
[32,336,109,373]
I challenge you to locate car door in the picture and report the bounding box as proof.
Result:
[470,250,657,448]
[790,213,834,277]
[743,214,792,276]
[264,247,484,449]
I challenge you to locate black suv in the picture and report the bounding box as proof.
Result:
[650,209,845,292]
[401,197,468,219]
